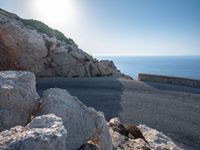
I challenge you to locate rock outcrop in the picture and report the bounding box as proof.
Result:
[37,88,113,150]
[108,118,181,150]
[0,71,40,131]
[0,114,67,150]
[0,8,129,78]
[0,71,181,150]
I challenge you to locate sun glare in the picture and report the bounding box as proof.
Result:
[32,0,77,28]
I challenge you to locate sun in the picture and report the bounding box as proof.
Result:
[31,0,77,28]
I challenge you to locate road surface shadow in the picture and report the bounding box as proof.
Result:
[36,77,123,120]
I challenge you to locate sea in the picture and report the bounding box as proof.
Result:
[96,56,200,80]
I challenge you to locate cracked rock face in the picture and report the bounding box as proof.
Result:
[138,124,181,150]
[0,9,129,78]
[0,114,67,150]
[108,118,181,150]
[37,88,113,150]
[0,71,40,132]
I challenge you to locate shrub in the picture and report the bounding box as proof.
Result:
[21,19,75,45]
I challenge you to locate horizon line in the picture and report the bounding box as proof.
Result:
[93,54,200,57]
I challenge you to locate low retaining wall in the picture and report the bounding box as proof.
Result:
[138,73,200,88]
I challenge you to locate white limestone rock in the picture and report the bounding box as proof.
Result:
[109,126,128,148]
[108,118,181,150]
[138,124,181,150]
[37,88,113,150]
[0,114,67,150]
[109,127,151,150]
[0,71,40,131]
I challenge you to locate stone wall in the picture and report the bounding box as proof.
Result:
[138,73,200,88]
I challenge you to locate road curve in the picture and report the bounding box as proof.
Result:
[36,77,200,150]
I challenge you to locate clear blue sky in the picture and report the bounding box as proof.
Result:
[1,0,200,56]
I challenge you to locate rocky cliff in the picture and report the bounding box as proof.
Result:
[0,8,129,78]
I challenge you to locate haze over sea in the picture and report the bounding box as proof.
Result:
[96,56,200,80]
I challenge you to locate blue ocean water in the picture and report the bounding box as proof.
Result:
[96,56,200,80]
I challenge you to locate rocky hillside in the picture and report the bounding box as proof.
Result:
[0,71,181,150]
[0,8,129,78]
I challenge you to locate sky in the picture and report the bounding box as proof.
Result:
[0,0,200,56]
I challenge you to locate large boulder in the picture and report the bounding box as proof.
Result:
[0,114,67,150]
[0,71,40,131]
[0,8,129,78]
[37,88,113,150]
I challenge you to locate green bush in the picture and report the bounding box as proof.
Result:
[21,19,75,45]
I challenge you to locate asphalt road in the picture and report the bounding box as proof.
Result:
[36,77,200,150]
